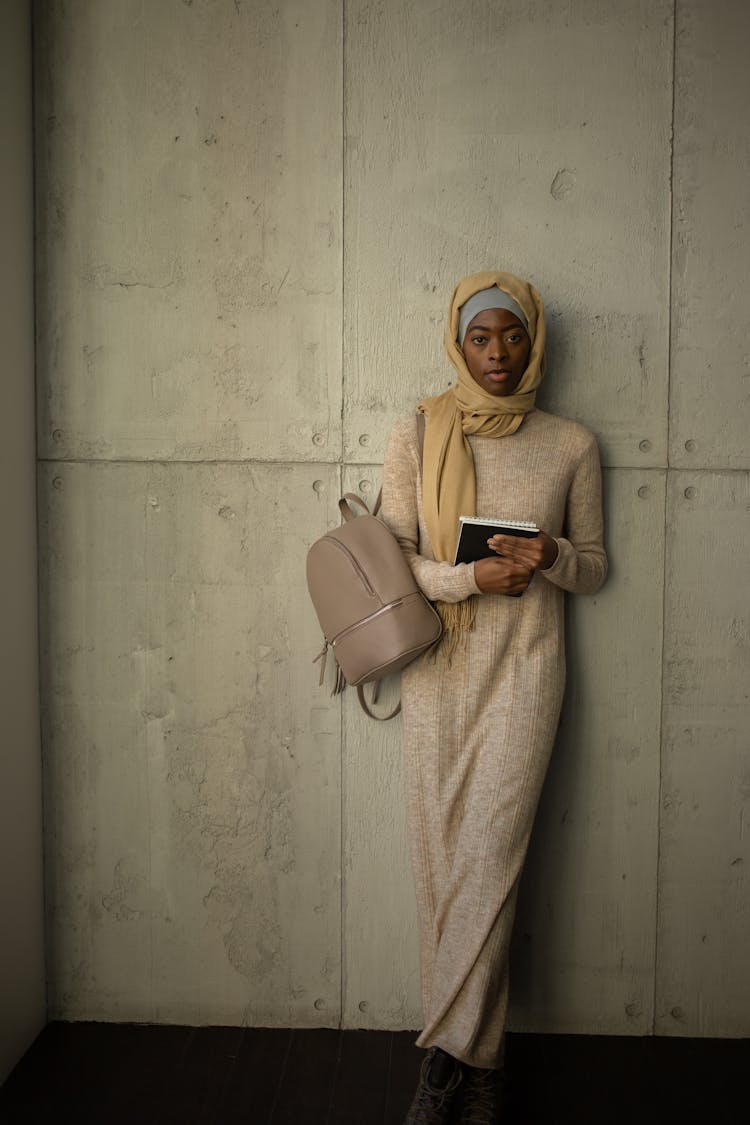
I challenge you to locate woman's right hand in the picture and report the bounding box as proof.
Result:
[474,556,533,597]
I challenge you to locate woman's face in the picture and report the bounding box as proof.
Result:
[461,307,531,396]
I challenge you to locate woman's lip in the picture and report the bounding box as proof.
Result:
[486,369,511,378]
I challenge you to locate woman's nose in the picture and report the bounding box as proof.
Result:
[489,340,508,361]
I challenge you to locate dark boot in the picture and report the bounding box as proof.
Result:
[403,1047,462,1124]
[459,1064,503,1123]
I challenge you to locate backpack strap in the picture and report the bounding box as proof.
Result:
[416,408,426,460]
[339,493,371,521]
[357,683,402,721]
[357,410,426,719]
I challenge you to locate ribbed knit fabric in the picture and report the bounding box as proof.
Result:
[380,408,607,1069]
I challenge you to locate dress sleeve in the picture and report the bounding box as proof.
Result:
[380,418,481,604]
[541,436,608,595]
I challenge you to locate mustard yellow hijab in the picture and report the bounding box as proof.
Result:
[418,270,547,649]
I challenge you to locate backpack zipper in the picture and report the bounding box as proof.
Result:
[324,535,377,598]
[331,595,419,647]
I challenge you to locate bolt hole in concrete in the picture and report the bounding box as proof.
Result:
[684,438,697,452]
[637,486,649,499]
[358,480,371,493]
[684,487,697,500]
[358,434,370,446]
[312,432,325,446]
[313,998,325,1010]
[358,1000,368,1012]
[639,439,651,453]
[53,477,64,491]
[312,480,325,493]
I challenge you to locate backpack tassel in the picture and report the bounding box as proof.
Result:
[313,641,348,697]
[333,661,347,696]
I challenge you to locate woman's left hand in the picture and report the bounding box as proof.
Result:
[487,531,559,572]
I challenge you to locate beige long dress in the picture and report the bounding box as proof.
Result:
[380,407,607,1069]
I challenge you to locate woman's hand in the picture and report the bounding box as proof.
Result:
[487,531,559,572]
[474,555,533,597]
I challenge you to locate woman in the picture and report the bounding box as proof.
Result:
[380,271,607,1123]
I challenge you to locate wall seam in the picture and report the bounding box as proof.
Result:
[41,458,750,472]
[652,0,679,1037]
[338,0,346,1032]
[38,457,368,468]
[30,0,51,1026]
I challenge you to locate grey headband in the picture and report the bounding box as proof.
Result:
[458,287,529,346]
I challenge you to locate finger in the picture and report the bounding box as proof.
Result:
[492,537,540,568]
[488,535,514,555]
[511,546,542,569]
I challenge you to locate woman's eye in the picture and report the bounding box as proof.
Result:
[470,336,486,345]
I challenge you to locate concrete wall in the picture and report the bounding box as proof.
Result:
[0,0,47,1083]
[35,0,750,1036]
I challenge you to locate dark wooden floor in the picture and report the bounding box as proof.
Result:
[0,1023,747,1124]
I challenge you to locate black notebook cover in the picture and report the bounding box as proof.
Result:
[453,516,539,566]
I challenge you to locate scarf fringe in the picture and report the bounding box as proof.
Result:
[434,596,477,664]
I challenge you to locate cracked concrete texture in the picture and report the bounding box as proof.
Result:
[41,461,341,1024]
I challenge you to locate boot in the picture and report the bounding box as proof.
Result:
[459,1064,503,1123]
[403,1047,462,1124]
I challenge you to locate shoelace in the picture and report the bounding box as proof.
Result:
[405,1054,462,1123]
[461,1067,499,1124]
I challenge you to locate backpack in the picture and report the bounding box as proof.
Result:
[306,414,442,719]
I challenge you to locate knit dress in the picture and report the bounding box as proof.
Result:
[380,407,607,1069]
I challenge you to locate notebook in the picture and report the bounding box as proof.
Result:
[453,515,539,566]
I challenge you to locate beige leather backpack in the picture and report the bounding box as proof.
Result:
[306,415,442,719]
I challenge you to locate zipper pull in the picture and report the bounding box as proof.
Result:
[313,639,329,686]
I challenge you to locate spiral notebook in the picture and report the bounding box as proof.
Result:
[453,515,539,566]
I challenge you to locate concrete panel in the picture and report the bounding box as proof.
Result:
[35,0,342,463]
[39,461,342,1025]
[340,466,421,1031]
[510,469,664,1034]
[344,0,672,469]
[657,470,750,1035]
[670,0,750,469]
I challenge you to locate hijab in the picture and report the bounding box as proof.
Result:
[418,270,547,651]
